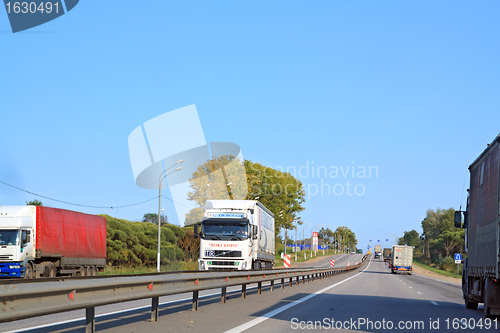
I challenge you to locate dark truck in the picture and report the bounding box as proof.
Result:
[383,248,392,262]
[455,133,500,316]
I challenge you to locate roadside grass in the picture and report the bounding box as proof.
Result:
[98,261,199,275]
[413,260,461,279]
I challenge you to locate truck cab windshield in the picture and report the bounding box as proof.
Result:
[201,220,249,241]
[0,230,19,245]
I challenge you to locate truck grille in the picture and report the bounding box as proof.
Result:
[208,267,237,271]
[210,261,237,266]
[0,255,13,261]
[206,250,242,258]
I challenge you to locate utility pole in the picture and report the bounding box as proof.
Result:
[303,228,306,260]
[294,227,297,262]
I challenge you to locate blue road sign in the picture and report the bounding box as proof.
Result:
[454,253,462,263]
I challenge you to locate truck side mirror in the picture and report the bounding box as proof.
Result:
[252,225,258,240]
[454,211,463,228]
[193,224,199,238]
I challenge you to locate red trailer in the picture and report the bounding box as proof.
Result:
[0,206,106,278]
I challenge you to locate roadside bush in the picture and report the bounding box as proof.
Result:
[438,256,455,272]
[101,215,185,267]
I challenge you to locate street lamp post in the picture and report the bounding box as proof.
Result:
[157,160,183,272]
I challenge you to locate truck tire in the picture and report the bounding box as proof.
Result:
[91,266,96,276]
[465,297,478,310]
[48,263,56,278]
[24,263,33,279]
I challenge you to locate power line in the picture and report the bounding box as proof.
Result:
[0,179,158,209]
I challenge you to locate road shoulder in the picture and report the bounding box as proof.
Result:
[412,263,461,285]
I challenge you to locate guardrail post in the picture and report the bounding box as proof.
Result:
[151,297,159,322]
[281,278,285,289]
[270,280,274,291]
[85,307,95,333]
[192,291,199,311]
[258,282,262,294]
[296,276,299,285]
[242,284,247,298]
[289,277,292,287]
[221,287,227,303]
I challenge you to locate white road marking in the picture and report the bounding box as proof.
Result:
[225,260,372,333]
[417,292,422,294]
[431,301,439,306]
[409,286,413,289]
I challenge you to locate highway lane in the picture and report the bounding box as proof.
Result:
[0,253,357,333]
[44,256,492,333]
[228,258,489,333]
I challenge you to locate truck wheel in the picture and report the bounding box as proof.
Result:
[24,263,33,279]
[465,297,478,310]
[48,263,56,278]
[485,306,492,318]
[91,266,96,276]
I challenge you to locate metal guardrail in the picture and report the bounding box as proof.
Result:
[0,254,368,333]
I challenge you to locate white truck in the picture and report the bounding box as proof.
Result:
[390,245,413,275]
[196,200,275,270]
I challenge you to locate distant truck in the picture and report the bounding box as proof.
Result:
[374,245,382,258]
[455,133,500,316]
[390,245,413,274]
[196,200,275,270]
[0,206,106,278]
[383,248,392,262]
[356,249,363,254]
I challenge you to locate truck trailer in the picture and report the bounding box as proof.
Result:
[0,206,107,278]
[196,200,275,270]
[374,245,382,258]
[390,245,413,274]
[455,133,500,316]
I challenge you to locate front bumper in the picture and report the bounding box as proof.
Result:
[0,262,22,277]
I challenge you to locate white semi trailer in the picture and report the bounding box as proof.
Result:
[196,200,275,270]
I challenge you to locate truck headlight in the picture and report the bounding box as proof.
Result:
[242,261,247,269]
[8,265,20,269]
[199,261,205,270]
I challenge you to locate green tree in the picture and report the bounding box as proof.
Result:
[319,227,335,245]
[421,208,459,259]
[334,226,357,251]
[26,199,42,206]
[398,229,420,248]
[142,212,168,226]
[184,207,204,226]
[244,160,305,233]
[431,229,465,258]
[186,158,306,236]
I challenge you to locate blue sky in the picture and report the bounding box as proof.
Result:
[1,1,499,251]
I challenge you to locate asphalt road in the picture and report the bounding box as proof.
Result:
[2,255,492,333]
